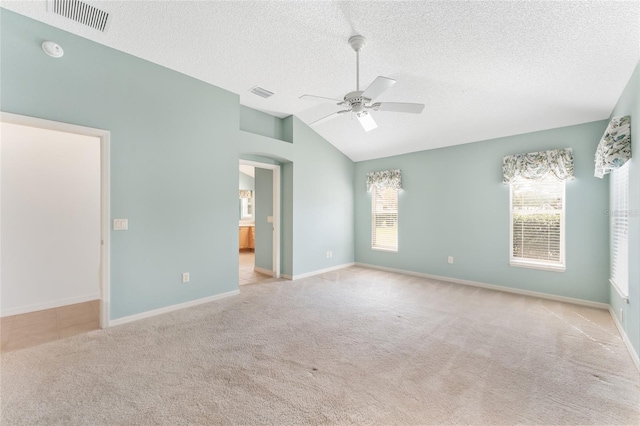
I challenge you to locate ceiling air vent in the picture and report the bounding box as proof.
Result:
[249,86,274,99]
[47,0,111,32]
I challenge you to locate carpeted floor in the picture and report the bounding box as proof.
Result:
[2,266,639,425]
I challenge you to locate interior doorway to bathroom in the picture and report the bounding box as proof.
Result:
[238,159,281,285]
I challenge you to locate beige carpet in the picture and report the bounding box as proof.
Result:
[2,266,639,425]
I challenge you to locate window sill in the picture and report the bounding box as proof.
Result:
[510,259,565,272]
[372,247,398,253]
[609,279,630,303]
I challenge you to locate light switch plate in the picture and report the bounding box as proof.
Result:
[113,219,128,230]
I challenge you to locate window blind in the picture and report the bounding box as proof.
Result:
[610,162,629,296]
[372,186,398,251]
[510,176,565,269]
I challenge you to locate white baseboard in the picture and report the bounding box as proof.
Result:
[288,263,355,280]
[354,263,609,310]
[108,290,239,327]
[0,293,100,317]
[253,266,274,277]
[281,274,292,280]
[608,306,640,371]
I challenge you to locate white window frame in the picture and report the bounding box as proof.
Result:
[609,162,629,300]
[509,176,566,272]
[371,186,399,252]
[240,195,254,220]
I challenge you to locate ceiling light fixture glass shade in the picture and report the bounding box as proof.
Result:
[357,112,378,132]
[42,41,64,58]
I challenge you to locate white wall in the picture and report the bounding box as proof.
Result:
[1,123,100,316]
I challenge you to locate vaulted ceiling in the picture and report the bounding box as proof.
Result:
[3,1,639,161]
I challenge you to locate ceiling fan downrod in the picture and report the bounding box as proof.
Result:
[349,35,367,92]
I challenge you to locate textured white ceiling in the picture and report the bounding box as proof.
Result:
[3,1,639,161]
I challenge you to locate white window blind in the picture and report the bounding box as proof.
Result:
[510,176,565,271]
[610,162,629,297]
[372,186,398,251]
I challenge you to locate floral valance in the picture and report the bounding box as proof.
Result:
[502,148,574,184]
[366,169,402,192]
[239,190,253,199]
[594,115,631,179]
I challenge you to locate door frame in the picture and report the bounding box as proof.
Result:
[0,112,111,328]
[239,159,281,279]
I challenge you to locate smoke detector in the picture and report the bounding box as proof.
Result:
[42,41,64,58]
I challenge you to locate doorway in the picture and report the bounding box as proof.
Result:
[238,159,280,286]
[0,113,110,343]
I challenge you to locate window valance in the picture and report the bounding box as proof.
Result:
[366,169,402,192]
[502,148,574,184]
[594,115,631,179]
[239,190,253,199]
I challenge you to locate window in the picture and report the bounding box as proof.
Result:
[240,197,253,220]
[610,162,629,297]
[510,175,565,271]
[372,186,398,251]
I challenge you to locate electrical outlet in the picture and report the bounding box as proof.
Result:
[448,256,453,264]
[329,251,333,258]
[182,272,190,283]
[113,218,128,230]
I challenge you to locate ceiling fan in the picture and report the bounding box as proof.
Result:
[300,35,425,132]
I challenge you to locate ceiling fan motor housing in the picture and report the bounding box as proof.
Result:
[342,90,371,113]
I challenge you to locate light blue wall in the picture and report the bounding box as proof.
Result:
[239,171,254,190]
[0,9,240,319]
[608,61,640,356]
[1,10,357,317]
[0,10,356,318]
[290,117,355,276]
[281,161,294,276]
[240,105,286,142]
[254,168,273,271]
[238,116,355,278]
[355,121,610,303]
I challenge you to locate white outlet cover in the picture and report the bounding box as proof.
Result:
[113,218,128,230]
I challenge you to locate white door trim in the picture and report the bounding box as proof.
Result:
[0,112,111,328]
[239,159,281,279]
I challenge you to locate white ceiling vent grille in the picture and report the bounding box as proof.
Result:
[249,86,274,99]
[47,0,111,32]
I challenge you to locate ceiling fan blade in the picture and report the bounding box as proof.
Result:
[376,102,425,114]
[357,112,378,132]
[299,94,343,103]
[310,109,349,126]
[361,76,396,101]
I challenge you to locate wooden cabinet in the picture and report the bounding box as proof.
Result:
[239,226,254,251]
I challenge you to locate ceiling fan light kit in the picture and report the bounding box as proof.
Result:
[301,35,425,132]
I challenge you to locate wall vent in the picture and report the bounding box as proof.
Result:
[47,0,111,32]
[249,86,274,99]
